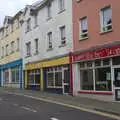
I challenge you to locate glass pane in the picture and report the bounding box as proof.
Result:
[95,60,101,67]
[55,72,62,87]
[114,68,120,87]
[47,73,54,87]
[103,58,110,66]
[95,67,111,91]
[64,69,70,83]
[80,62,85,68]
[112,56,120,65]
[80,69,93,90]
[87,61,92,67]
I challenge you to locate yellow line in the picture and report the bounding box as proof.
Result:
[5,91,120,120]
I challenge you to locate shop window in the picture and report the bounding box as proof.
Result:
[55,72,62,87]
[35,69,40,84]
[4,70,9,84]
[29,71,34,84]
[11,67,19,83]
[47,73,54,87]
[112,56,120,65]
[95,67,111,91]
[80,69,94,90]
[95,60,101,67]
[103,58,110,66]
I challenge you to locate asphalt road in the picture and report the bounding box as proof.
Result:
[0,91,118,120]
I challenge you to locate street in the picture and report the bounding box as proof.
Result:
[0,90,118,120]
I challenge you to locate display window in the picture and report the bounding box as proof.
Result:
[79,58,112,91]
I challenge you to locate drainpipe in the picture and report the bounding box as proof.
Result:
[69,52,73,96]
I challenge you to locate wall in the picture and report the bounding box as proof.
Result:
[22,0,73,66]
[73,0,120,52]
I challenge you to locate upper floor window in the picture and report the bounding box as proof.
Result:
[26,42,31,56]
[11,41,15,53]
[11,23,13,33]
[5,26,8,37]
[5,44,9,56]
[47,3,52,19]
[47,32,52,49]
[26,19,31,32]
[34,15,38,27]
[101,7,112,32]
[60,26,66,45]
[1,47,4,58]
[79,17,88,40]
[17,38,20,51]
[59,0,65,12]
[34,38,39,54]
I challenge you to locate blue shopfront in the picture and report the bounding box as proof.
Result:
[0,59,23,88]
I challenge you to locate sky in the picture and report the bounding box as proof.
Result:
[0,0,42,26]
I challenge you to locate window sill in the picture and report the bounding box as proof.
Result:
[47,48,53,51]
[59,43,66,48]
[79,37,88,41]
[46,17,52,21]
[100,29,113,35]
[34,51,39,55]
[25,54,31,58]
[58,9,66,14]
[33,25,38,29]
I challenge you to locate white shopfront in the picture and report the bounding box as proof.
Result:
[73,46,120,100]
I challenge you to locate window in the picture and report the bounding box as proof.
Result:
[79,17,88,40]
[47,32,52,49]
[101,7,112,32]
[26,19,31,32]
[59,0,65,12]
[11,24,13,33]
[11,41,15,53]
[47,3,52,19]
[34,15,38,27]
[60,26,66,45]
[1,47,4,58]
[80,69,94,90]
[5,44,9,56]
[5,26,8,37]
[17,38,20,51]
[35,38,39,54]
[26,42,31,56]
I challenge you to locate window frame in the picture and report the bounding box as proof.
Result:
[100,6,112,33]
[26,42,31,57]
[47,32,52,49]
[60,26,66,45]
[79,17,88,40]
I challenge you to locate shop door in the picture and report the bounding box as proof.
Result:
[62,67,70,94]
[114,68,120,100]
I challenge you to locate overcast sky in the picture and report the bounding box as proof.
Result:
[0,0,42,26]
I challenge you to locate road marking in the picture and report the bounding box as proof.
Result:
[50,117,59,120]
[13,103,18,107]
[5,91,120,119]
[21,106,37,113]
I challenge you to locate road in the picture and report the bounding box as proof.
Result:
[0,91,118,120]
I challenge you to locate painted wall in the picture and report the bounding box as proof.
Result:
[73,0,120,52]
[21,0,73,66]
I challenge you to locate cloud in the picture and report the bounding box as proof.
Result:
[0,0,41,26]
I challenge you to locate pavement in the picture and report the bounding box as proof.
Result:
[1,87,120,119]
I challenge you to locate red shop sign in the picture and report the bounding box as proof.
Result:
[73,45,120,61]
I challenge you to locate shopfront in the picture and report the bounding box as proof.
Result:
[73,45,120,96]
[44,65,70,94]
[25,56,71,94]
[1,59,23,88]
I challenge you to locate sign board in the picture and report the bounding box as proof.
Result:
[73,45,120,61]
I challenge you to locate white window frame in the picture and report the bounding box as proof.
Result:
[34,38,39,54]
[79,17,88,40]
[11,41,15,53]
[100,6,112,33]
[59,0,65,12]
[47,32,52,49]
[17,38,20,51]
[60,26,66,45]
[26,42,31,56]
[1,47,4,58]
[47,3,52,19]
[5,44,9,56]
[26,19,31,32]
